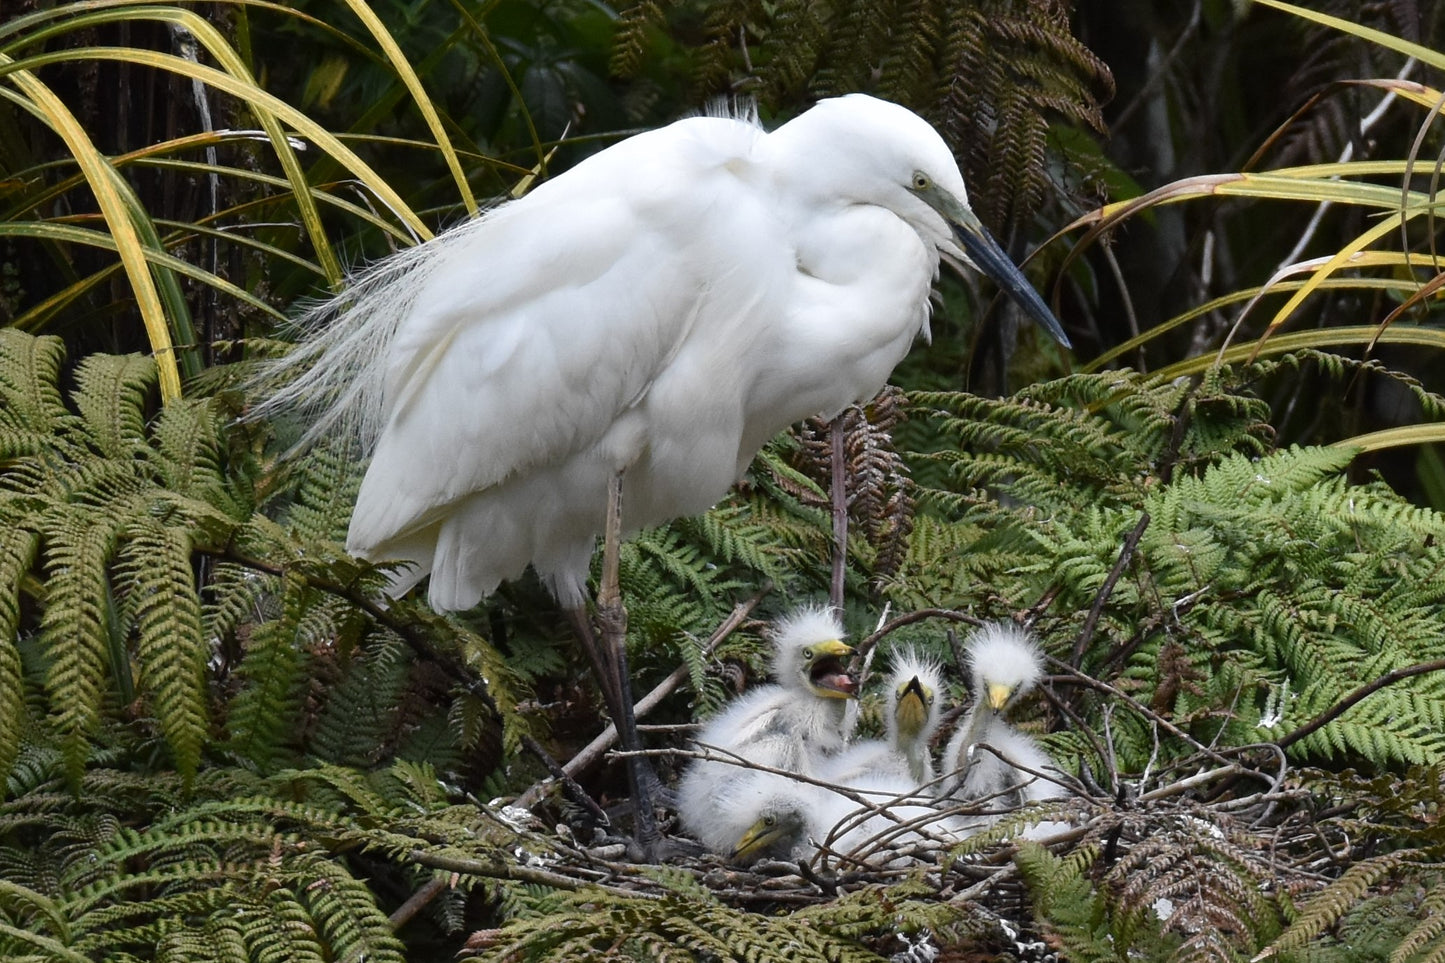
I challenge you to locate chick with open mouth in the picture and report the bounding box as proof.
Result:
[675,606,858,859]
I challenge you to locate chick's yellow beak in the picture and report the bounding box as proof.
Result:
[895,676,931,738]
[986,681,1014,712]
[806,639,857,699]
[732,815,788,864]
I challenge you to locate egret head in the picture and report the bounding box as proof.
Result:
[771,606,857,700]
[965,623,1045,716]
[780,94,1070,349]
[731,797,811,864]
[885,649,944,748]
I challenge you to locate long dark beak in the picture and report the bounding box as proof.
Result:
[934,193,1072,349]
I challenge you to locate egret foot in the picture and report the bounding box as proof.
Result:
[565,605,664,854]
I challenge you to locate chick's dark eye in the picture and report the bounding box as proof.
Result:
[764,815,776,827]
[802,647,813,660]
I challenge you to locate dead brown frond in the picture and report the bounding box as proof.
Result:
[792,386,916,588]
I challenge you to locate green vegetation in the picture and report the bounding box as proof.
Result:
[3,1,1445,961]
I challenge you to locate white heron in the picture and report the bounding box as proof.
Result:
[676,606,858,856]
[821,648,944,788]
[253,94,1071,613]
[942,623,1067,827]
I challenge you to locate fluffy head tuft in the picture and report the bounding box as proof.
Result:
[770,605,846,679]
[885,646,944,697]
[965,622,1044,708]
[885,646,944,747]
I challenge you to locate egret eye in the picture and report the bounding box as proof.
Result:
[802,647,814,661]
[912,172,931,191]
[764,815,776,827]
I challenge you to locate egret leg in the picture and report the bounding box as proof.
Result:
[566,605,665,855]
[829,414,848,610]
[592,471,663,853]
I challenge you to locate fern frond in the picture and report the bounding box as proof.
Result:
[113,521,209,784]
[225,573,310,771]
[1261,851,1420,957]
[1015,840,1121,963]
[0,330,72,447]
[37,510,122,782]
[0,527,39,785]
[70,352,156,461]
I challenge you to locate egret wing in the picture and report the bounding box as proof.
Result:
[348,120,767,555]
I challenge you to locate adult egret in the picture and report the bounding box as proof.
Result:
[253,93,1071,613]
[676,606,858,856]
[942,623,1066,821]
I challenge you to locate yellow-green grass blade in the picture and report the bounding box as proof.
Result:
[112,140,423,244]
[1049,171,1442,287]
[1338,78,1445,115]
[1265,159,1445,180]
[33,7,341,285]
[337,0,476,214]
[1074,172,1435,227]
[3,62,198,374]
[7,47,431,249]
[1335,425,1445,453]
[1083,272,1428,373]
[1151,326,1445,382]
[2,57,183,398]
[1256,210,1407,351]
[4,2,388,285]
[137,6,345,284]
[0,220,288,323]
[121,140,423,243]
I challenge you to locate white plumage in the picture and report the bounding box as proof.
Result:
[676,606,857,856]
[252,94,1069,612]
[732,648,949,864]
[884,649,946,787]
[821,647,944,788]
[942,623,1066,834]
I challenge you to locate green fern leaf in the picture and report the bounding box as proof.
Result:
[0,329,71,449]
[38,509,123,782]
[113,521,209,784]
[71,352,156,461]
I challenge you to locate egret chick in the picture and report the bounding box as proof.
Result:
[728,777,824,864]
[822,649,944,788]
[733,772,949,866]
[793,652,951,862]
[886,651,945,786]
[676,606,858,856]
[942,623,1063,811]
